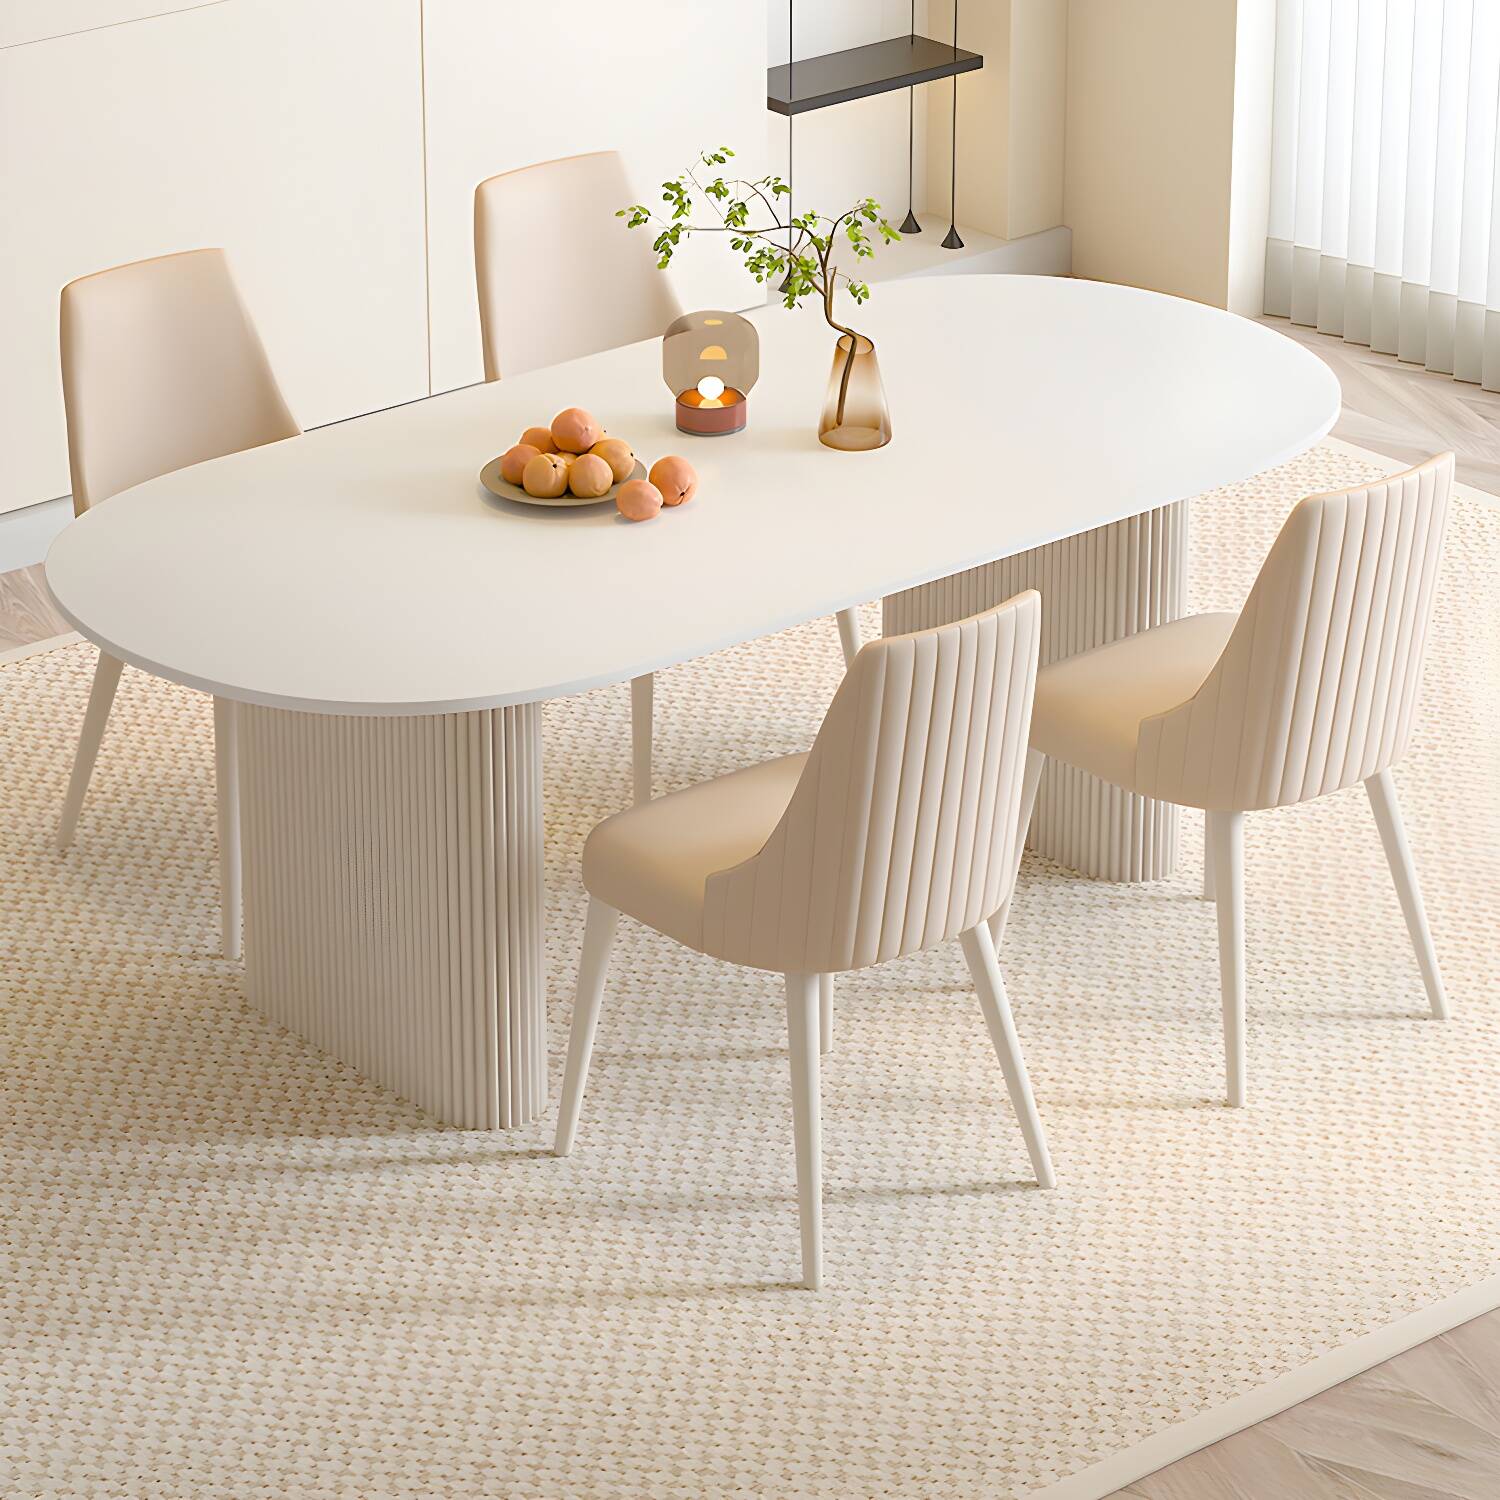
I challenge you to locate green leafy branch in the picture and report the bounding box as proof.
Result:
[617,146,900,423]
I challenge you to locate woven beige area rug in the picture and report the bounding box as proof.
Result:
[3,441,1499,1499]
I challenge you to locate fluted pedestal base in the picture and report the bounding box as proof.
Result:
[237,704,546,1128]
[884,502,1188,880]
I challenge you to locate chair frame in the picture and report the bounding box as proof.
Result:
[554,593,1054,1288]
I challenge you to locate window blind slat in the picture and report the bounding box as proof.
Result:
[1268,0,1500,388]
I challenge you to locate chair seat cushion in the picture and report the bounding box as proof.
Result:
[582,753,809,951]
[1031,612,1239,791]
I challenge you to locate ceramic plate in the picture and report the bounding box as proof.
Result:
[479,456,645,509]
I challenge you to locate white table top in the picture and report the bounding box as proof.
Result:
[45,276,1340,715]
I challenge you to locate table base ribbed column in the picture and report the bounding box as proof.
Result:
[883,502,1187,881]
[238,704,546,1128]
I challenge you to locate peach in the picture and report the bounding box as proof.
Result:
[521,425,558,454]
[616,479,663,522]
[568,453,613,499]
[649,455,698,507]
[521,452,569,499]
[499,443,540,486]
[550,407,603,454]
[590,437,636,483]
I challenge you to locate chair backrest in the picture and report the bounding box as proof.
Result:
[473,150,683,382]
[1137,453,1454,811]
[60,248,299,515]
[702,592,1042,975]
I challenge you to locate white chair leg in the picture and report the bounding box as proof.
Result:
[834,607,862,670]
[958,923,1056,1189]
[784,972,823,1289]
[1207,809,1246,1107]
[1202,813,1216,901]
[818,974,833,1055]
[990,747,1045,949]
[1366,768,1449,1020]
[57,650,124,850]
[213,698,242,961]
[630,673,653,806]
[554,899,621,1156]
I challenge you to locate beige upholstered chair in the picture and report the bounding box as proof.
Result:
[1017,454,1455,1108]
[474,150,865,807]
[554,592,1056,1288]
[56,248,301,959]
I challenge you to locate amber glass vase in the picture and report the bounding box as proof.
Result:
[818,334,892,451]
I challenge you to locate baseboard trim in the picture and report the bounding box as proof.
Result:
[0,492,72,572]
[1025,1271,1500,1500]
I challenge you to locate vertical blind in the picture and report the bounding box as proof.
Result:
[1266,0,1500,390]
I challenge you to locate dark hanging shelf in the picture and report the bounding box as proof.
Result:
[767,35,983,116]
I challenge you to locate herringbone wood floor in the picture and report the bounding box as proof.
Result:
[0,558,67,653]
[5,319,1500,1500]
[1263,315,1500,496]
[1113,1308,1500,1499]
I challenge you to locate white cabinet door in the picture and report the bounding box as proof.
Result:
[421,0,768,395]
[0,0,429,514]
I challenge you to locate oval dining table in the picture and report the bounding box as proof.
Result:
[45,275,1340,1129]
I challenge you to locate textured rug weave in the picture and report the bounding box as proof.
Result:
[2,444,1498,1499]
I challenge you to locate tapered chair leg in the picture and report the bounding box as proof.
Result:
[1202,814,1217,901]
[213,698,242,961]
[630,674,653,806]
[1365,768,1449,1020]
[554,899,621,1156]
[835,607,862,670]
[958,923,1055,1188]
[990,747,1046,950]
[1207,809,1246,1107]
[818,974,833,1055]
[57,650,124,850]
[784,972,823,1289]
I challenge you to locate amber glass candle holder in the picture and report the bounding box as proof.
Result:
[819,334,892,451]
[663,310,759,436]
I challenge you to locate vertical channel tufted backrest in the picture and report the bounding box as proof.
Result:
[60,249,300,516]
[1136,453,1454,812]
[702,592,1042,974]
[474,151,683,383]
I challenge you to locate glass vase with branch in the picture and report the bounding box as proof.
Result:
[619,147,900,450]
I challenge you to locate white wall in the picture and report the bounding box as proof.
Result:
[424,0,766,395]
[0,0,430,515]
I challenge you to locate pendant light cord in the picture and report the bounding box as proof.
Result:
[907,0,915,215]
[787,0,795,269]
[899,0,922,235]
[951,0,959,219]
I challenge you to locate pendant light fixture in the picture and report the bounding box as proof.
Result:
[942,0,964,249]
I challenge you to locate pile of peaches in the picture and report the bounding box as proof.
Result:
[498,408,698,522]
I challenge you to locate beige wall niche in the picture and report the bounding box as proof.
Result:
[924,0,1068,242]
[1063,0,1276,313]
